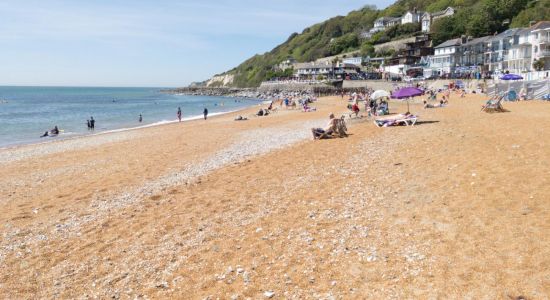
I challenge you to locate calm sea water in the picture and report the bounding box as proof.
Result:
[0,86,258,148]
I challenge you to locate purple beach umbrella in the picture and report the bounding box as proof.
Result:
[391,87,424,113]
[391,87,424,99]
[500,74,523,80]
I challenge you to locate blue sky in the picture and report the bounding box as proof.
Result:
[0,0,393,87]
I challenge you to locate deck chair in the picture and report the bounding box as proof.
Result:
[481,94,506,113]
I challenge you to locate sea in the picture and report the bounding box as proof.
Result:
[0,86,259,148]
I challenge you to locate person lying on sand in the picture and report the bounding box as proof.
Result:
[234,115,248,121]
[424,100,447,109]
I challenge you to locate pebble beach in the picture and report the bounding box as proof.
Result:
[1,94,549,298]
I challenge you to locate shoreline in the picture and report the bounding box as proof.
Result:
[0,104,259,152]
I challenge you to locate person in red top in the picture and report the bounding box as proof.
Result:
[351,103,360,118]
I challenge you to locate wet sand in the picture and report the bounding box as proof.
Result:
[0,95,549,299]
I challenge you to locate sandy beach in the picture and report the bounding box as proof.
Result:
[1,94,549,299]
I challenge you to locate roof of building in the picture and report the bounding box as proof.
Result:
[530,21,550,31]
[432,7,454,17]
[403,10,425,16]
[517,27,532,35]
[461,35,492,46]
[375,16,394,22]
[295,62,334,69]
[485,28,524,42]
[435,38,461,48]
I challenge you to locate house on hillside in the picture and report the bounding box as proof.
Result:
[363,16,402,38]
[401,8,424,25]
[387,17,402,27]
[421,7,455,32]
[373,17,394,31]
[276,57,297,71]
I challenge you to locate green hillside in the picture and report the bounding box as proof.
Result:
[223,0,549,88]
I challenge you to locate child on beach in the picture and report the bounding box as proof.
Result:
[177,107,182,122]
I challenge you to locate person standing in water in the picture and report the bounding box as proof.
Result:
[139,114,143,123]
[203,107,208,120]
[87,119,91,130]
[90,116,95,130]
[177,107,182,122]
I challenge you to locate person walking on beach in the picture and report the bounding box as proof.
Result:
[177,107,182,122]
[90,116,95,130]
[139,114,143,123]
[203,108,208,120]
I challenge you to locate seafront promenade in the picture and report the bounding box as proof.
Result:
[1,95,549,298]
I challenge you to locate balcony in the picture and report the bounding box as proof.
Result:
[540,50,550,57]
[538,36,550,44]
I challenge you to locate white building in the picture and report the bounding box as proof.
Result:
[421,7,455,32]
[484,28,524,73]
[506,28,533,73]
[427,38,462,76]
[401,9,424,25]
[343,57,363,66]
[530,21,550,71]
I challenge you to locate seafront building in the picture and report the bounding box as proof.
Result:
[272,21,549,83]
[294,62,360,80]
[530,21,550,70]
[425,38,462,77]
[421,21,550,78]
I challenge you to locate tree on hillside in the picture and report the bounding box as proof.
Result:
[510,0,550,27]
[430,14,466,45]
[360,42,375,57]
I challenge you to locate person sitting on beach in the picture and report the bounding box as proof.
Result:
[256,109,270,116]
[41,126,59,137]
[312,113,338,139]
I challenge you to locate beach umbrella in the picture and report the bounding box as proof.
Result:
[391,87,424,99]
[370,90,390,100]
[500,74,523,100]
[500,74,523,80]
[391,87,424,112]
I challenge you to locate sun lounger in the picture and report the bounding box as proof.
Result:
[374,114,417,127]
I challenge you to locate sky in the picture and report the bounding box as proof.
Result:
[0,0,393,87]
